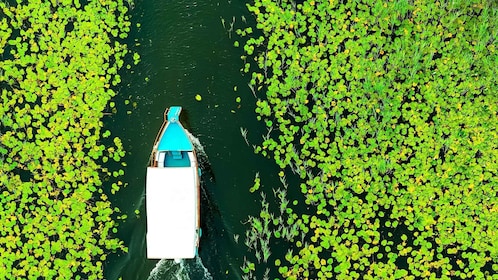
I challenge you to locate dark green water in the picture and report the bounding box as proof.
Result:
[102,0,280,279]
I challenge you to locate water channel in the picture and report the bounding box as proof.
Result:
[102,0,281,278]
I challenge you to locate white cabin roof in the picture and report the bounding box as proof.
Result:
[146,166,198,259]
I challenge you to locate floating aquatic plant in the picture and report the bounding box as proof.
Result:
[0,0,132,278]
[238,0,497,279]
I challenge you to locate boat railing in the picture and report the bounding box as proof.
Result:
[149,108,170,166]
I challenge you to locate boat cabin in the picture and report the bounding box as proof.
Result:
[146,106,200,260]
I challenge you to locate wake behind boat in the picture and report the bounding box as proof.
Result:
[146,106,201,260]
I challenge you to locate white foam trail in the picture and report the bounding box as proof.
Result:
[147,257,213,280]
[187,256,213,280]
[186,131,209,165]
[147,259,187,280]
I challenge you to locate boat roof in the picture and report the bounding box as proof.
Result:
[146,167,198,259]
[157,108,193,151]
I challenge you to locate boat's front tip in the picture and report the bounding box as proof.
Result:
[167,106,182,123]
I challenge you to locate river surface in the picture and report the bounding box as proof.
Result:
[102,0,281,279]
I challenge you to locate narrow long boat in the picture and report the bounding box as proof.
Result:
[146,106,201,259]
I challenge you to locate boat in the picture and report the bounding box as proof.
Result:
[146,106,201,259]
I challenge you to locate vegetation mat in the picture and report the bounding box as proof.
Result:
[0,0,131,278]
[239,0,497,279]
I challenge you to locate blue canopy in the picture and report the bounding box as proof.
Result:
[157,106,193,151]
